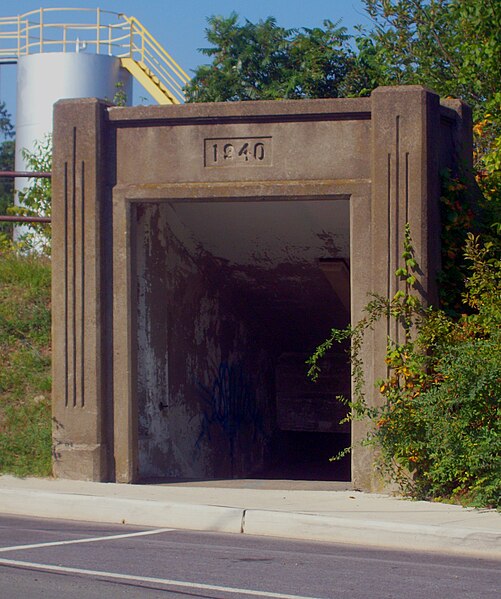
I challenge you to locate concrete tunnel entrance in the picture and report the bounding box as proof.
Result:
[133,197,351,482]
[52,90,471,488]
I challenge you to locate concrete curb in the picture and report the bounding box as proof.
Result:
[243,509,501,558]
[1,489,500,558]
[0,490,243,534]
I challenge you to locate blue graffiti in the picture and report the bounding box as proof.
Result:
[196,362,266,463]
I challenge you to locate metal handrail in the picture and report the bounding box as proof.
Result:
[0,8,127,57]
[124,16,189,82]
[0,7,188,103]
[0,170,52,223]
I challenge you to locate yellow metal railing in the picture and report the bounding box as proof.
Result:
[0,7,189,104]
[122,16,189,104]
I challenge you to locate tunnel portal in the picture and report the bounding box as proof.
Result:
[134,199,351,480]
[51,88,471,489]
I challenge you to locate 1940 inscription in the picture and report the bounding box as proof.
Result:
[205,137,272,167]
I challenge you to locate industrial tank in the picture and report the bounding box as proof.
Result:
[0,7,188,241]
[14,52,132,236]
[16,51,132,162]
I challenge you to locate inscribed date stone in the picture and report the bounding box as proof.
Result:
[204,137,272,167]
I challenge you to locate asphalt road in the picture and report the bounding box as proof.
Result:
[0,514,499,599]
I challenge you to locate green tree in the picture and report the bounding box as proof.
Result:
[362,0,500,111]
[0,102,15,240]
[360,0,500,315]
[362,0,500,221]
[0,101,14,139]
[185,14,362,102]
[309,230,501,507]
[15,135,52,256]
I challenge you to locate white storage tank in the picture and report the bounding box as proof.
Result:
[0,7,188,243]
[16,51,132,160]
[14,52,132,237]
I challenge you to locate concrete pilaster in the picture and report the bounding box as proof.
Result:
[352,86,442,491]
[112,194,139,483]
[52,99,111,481]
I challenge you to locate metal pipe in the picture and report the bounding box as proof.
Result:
[0,215,51,223]
[0,171,52,223]
[0,171,51,178]
[96,7,100,54]
[39,8,43,53]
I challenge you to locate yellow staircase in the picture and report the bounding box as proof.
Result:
[121,58,179,104]
[119,15,189,104]
[0,8,190,104]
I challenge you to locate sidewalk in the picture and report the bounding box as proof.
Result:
[0,475,499,559]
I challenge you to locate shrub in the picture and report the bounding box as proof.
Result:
[309,231,501,508]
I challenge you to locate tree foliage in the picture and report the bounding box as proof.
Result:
[15,135,52,256]
[185,14,364,102]
[186,3,499,202]
[362,0,500,110]
[0,101,14,140]
[0,102,15,240]
[362,0,500,225]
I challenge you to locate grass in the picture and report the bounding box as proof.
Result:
[0,250,52,476]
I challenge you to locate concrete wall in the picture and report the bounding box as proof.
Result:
[134,203,274,479]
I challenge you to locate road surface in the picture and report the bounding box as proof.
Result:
[0,514,499,598]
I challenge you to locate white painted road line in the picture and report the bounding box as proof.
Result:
[0,527,173,553]
[0,557,328,599]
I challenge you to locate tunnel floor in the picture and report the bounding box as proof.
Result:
[140,479,353,490]
[139,432,351,485]
[256,432,351,482]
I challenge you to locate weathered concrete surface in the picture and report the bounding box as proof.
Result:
[134,203,275,479]
[51,87,472,490]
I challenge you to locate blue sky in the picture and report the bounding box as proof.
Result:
[0,1,371,124]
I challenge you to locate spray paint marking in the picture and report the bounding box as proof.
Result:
[196,362,266,463]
